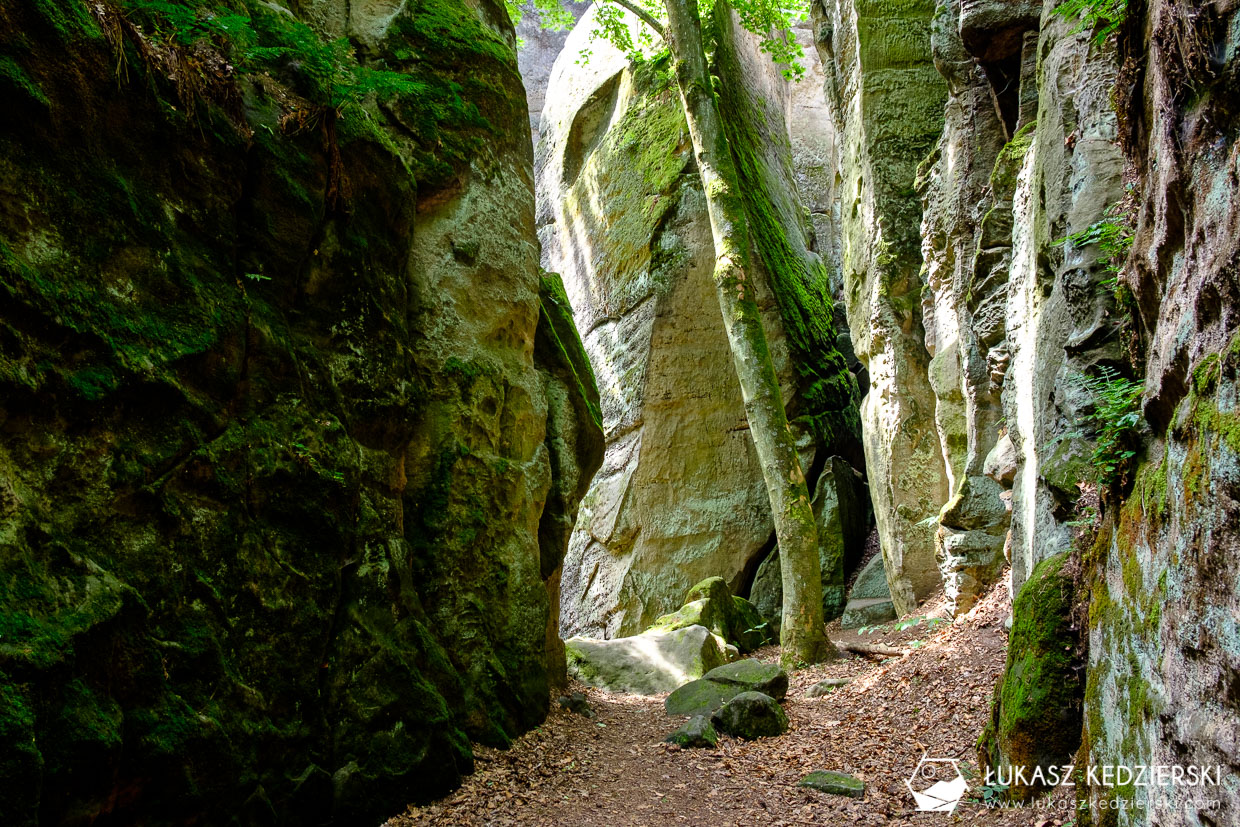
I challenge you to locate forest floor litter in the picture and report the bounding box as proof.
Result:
[390,574,1076,826]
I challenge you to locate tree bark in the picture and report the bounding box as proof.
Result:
[660,0,836,667]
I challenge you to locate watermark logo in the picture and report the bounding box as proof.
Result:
[906,755,968,813]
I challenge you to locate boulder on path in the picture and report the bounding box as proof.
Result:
[664,715,718,749]
[798,770,865,798]
[649,577,772,654]
[565,625,727,695]
[665,659,788,716]
[710,691,788,740]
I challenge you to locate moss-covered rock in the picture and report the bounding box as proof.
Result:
[978,552,1083,800]
[664,715,718,749]
[664,659,788,717]
[710,691,788,740]
[0,0,600,823]
[649,577,772,654]
[798,770,865,798]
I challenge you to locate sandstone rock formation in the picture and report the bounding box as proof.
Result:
[0,1,601,823]
[565,624,729,694]
[910,2,1240,821]
[537,5,864,639]
[811,0,951,616]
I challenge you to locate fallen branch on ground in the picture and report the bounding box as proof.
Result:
[832,640,909,658]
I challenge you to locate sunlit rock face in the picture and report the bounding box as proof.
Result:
[0,0,600,823]
[536,5,864,638]
[996,13,1126,597]
[515,0,591,145]
[811,0,950,615]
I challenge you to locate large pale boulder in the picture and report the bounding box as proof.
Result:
[565,625,728,695]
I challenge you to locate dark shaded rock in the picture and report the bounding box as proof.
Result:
[556,692,594,718]
[0,1,600,824]
[710,692,788,740]
[664,715,718,749]
[798,770,865,798]
[750,457,871,631]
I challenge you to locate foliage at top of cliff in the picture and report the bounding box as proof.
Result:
[536,0,808,80]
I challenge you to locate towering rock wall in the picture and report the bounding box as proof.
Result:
[887,0,1240,821]
[999,9,1126,597]
[0,0,601,824]
[811,0,950,615]
[811,2,1238,818]
[538,5,864,638]
[1078,1,1240,822]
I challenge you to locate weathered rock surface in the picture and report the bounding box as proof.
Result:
[1075,3,1240,822]
[749,456,871,630]
[710,691,789,740]
[999,9,1126,597]
[917,0,1031,614]
[650,577,772,654]
[0,1,601,823]
[541,4,863,638]
[665,659,788,717]
[664,715,719,749]
[798,770,865,798]
[812,0,951,616]
[565,625,728,695]
[885,0,1240,821]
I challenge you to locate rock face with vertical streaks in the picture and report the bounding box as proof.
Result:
[811,0,950,615]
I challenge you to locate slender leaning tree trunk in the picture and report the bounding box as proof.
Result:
[660,0,836,666]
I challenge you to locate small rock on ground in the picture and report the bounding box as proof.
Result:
[710,691,788,740]
[805,677,853,697]
[664,715,718,749]
[556,691,594,718]
[799,769,866,798]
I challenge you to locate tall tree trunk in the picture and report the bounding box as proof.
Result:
[660,0,836,666]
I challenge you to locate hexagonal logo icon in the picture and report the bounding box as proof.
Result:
[906,755,967,813]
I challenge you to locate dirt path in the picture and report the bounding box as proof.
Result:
[389,577,1075,826]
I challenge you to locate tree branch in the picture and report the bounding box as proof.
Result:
[606,0,666,40]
